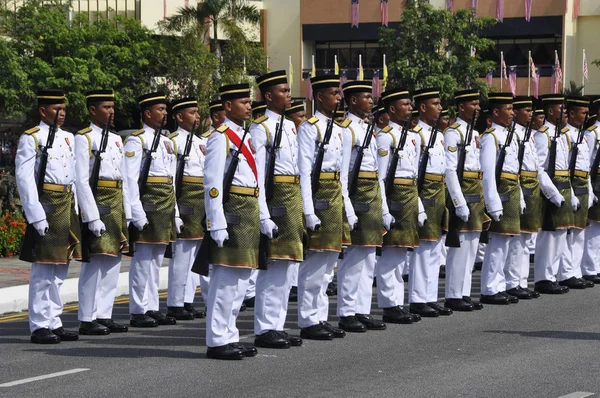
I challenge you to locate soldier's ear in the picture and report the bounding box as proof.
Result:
[223,100,233,113]
[263,90,272,103]
[419,102,426,114]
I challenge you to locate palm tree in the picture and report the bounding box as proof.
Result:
[165,0,262,61]
[564,80,584,96]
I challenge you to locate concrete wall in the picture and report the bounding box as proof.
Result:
[300,0,404,25]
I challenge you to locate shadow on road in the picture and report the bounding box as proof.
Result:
[484,330,600,341]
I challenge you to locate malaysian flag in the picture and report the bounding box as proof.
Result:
[497,0,504,22]
[573,0,580,20]
[583,49,589,80]
[381,0,389,27]
[352,0,359,28]
[554,51,563,93]
[530,56,538,84]
[340,69,348,98]
[525,0,533,22]
[533,67,540,98]
[501,57,508,81]
[306,56,316,101]
[372,69,381,98]
[486,69,494,88]
[471,0,478,14]
[446,0,455,14]
[508,65,517,96]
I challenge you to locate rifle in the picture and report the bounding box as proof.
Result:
[19,111,60,263]
[175,119,199,201]
[495,118,517,183]
[541,105,565,231]
[569,115,589,181]
[138,115,167,196]
[348,115,376,197]
[311,102,340,195]
[385,119,411,196]
[446,114,477,248]
[417,115,442,194]
[517,107,535,172]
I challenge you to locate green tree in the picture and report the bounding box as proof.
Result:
[564,80,584,96]
[379,0,497,105]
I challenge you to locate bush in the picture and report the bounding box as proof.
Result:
[0,211,26,257]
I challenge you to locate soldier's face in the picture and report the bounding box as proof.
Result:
[90,101,115,126]
[377,112,389,128]
[145,104,167,129]
[533,113,545,130]
[390,99,412,123]
[421,98,442,124]
[176,107,199,132]
[265,84,291,112]
[569,106,588,127]
[494,104,514,127]
[226,97,252,123]
[211,110,226,128]
[317,87,341,114]
[40,104,66,127]
[460,100,480,122]
[516,107,532,126]
[440,115,450,130]
[289,111,306,128]
[353,92,373,116]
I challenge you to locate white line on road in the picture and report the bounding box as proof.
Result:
[0,368,90,388]
[557,392,595,398]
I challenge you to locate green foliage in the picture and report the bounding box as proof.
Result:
[564,80,583,96]
[379,0,497,105]
[0,211,26,258]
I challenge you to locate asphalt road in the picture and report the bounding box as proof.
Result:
[0,271,599,398]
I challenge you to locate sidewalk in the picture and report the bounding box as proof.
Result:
[0,255,170,315]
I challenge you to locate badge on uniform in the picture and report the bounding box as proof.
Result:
[209,187,219,198]
[65,137,72,150]
[199,144,207,155]
[126,151,135,157]
[475,136,480,149]
[292,128,297,135]
[448,146,457,152]
[163,141,174,154]
[247,137,256,154]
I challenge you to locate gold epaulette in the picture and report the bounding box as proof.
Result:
[168,132,179,139]
[381,126,393,134]
[335,118,352,128]
[131,129,144,136]
[537,126,549,133]
[482,127,495,135]
[201,130,213,138]
[412,125,423,133]
[587,125,598,132]
[449,122,461,129]
[306,116,319,125]
[217,124,229,133]
[561,127,569,134]
[76,127,92,135]
[252,115,268,124]
[24,127,40,135]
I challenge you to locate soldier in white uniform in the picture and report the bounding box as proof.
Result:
[408,88,451,317]
[443,89,487,312]
[124,92,179,327]
[556,95,596,289]
[297,75,349,340]
[75,90,130,335]
[534,94,573,294]
[166,97,208,320]
[581,97,600,284]
[375,88,424,324]
[201,83,262,360]
[16,89,81,344]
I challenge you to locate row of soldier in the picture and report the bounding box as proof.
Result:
[15,71,600,360]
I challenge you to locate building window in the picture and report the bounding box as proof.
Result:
[316,41,383,71]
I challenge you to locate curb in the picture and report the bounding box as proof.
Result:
[0,266,170,316]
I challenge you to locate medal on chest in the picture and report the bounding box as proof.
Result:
[163,140,174,154]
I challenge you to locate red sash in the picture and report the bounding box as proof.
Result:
[225,128,258,181]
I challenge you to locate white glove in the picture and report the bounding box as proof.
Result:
[590,194,598,209]
[305,214,321,231]
[383,213,395,231]
[348,215,358,231]
[549,194,565,208]
[211,229,229,247]
[520,202,526,215]
[132,217,149,231]
[455,205,470,222]
[490,210,503,222]
[260,218,279,239]
[33,219,49,236]
[571,195,580,212]
[418,211,427,227]
[175,217,184,234]
[88,219,106,238]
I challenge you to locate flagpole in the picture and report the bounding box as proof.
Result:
[359,54,362,80]
[500,51,504,91]
[582,48,586,95]
[311,54,315,116]
[383,53,386,90]
[528,51,531,97]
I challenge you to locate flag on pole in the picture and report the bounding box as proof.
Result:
[372,69,381,98]
[533,67,540,98]
[267,57,271,73]
[383,54,388,91]
[184,0,189,7]
[163,0,167,20]
[334,55,339,75]
[340,69,348,98]
[583,49,589,80]
[380,0,389,27]
[486,69,494,88]
[525,0,533,22]
[554,51,563,93]
[359,54,364,80]
[471,0,478,12]
[306,55,316,101]
[530,56,538,84]
[508,65,517,96]
[470,46,477,57]
[289,56,294,91]
[565,0,569,13]
[446,0,455,14]
[573,0,580,20]
[496,0,504,22]
[243,57,247,76]
[501,56,508,81]
[351,0,359,28]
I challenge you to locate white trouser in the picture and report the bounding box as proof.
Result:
[167,239,201,307]
[527,233,537,255]
[78,254,121,322]
[29,263,68,333]
[337,246,375,317]
[376,247,408,308]
[298,251,338,328]
[505,233,531,290]
[254,260,295,334]
[558,228,585,281]
[129,242,166,314]
[445,231,479,299]
[200,271,210,304]
[184,269,200,303]
[244,269,258,300]
[534,230,567,282]
[581,222,600,276]
[481,233,516,295]
[290,262,299,287]
[205,265,252,347]
[408,238,442,303]
[475,242,486,263]
[440,235,447,265]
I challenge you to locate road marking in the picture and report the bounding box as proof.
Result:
[557,392,595,398]
[0,368,90,388]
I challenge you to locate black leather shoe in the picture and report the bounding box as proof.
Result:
[439,265,446,279]
[326,282,337,296]
[243,297,255,308]
[402,306,422,322]
[355,314,387,330]
[184,303,206,318]
[79,320,110,335]
[582,279,595,288]
[321,321,346,338]
[288,286,298,302]
[300,324,333,340]
[255,330,291,349]
[506,286,533,300]
[96,318,128,333]
[583,274,600,284]
[427,302,452,315]
[166,306,195,320]
[462,296,483,310]
[480,293,510,305]
[444,298,473,312]
[278,331,302,346]
[230,342,258,357]
[52,327,79,341]
[145,310,176,325]
[382,306,413,324]
[130,314,158,328]
[521,288,540,299]
[338,316,367,333]
[500,292,519,303]
[558,277,586,290]
[206,344,244,360]
[535,280,569,294]
[409,303,439,317]
[31,328,60,344]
